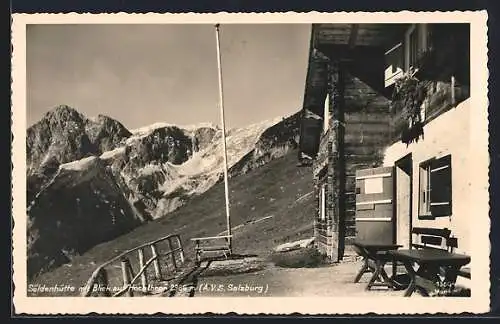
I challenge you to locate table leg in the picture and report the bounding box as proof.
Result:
[440,265,461,296]
[366,261,381,290]
[404,263,444,297]
[417,286,430,297]
[444,266,460,284]
[416,264,442,296]
[353,247,372,283]
[380,263,394,289]
[402,261,417,297]
[354,257,369,283]
[366,258,393,290]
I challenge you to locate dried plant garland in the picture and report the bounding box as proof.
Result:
[390,69,428,146]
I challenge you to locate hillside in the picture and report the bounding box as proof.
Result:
[28,150,315,296]
[27,157,144,278]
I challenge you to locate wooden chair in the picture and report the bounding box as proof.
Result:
[190,235,233,263]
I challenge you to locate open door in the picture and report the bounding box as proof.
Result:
[395,154,412,249]
[355,166,395,244]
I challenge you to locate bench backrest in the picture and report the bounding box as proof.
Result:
[411,227,453,251]
[191,235,232,247]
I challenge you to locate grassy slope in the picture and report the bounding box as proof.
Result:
[30,150,315,295]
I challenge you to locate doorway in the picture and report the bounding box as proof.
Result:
[394,154,413,249]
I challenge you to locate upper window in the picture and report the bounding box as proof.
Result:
[385,24,430,87]
[418,154,452,219]
[405,24,430,72]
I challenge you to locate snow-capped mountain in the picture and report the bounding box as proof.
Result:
[26,105,300,278]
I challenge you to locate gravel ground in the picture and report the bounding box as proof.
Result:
[192,259,407,297]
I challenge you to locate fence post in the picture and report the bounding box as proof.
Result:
[177,235,185,264]
[150,244,162,280]
[120,257,133,297]
[97,268,112,297]
[195,239,201,263]
[138,248,148,293]
[82,280,94,297]
[167,237,178,271]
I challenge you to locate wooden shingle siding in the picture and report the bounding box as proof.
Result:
[342,70,392,241]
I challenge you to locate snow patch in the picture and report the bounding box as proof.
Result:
[126,121,220,146]
[154,117,282,198]
[129,121,218,136]
[139,163,164,176]
[100,146,126,160]
[181,122,219,132]
[129,122,173,135]
[59,156,99,171]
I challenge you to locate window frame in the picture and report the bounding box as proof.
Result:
[319,183,327,221]
[418,154,453,220]
[418,160,432,218]
[404,24,429,72]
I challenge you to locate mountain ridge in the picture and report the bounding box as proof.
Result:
[26,104,301,278]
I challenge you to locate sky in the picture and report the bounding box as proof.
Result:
[26,24,311,129]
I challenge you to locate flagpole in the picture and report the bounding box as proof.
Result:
[214,23,232,253]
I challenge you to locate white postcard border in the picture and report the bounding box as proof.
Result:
[11,11,490,315]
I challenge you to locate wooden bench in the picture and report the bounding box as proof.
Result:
[411,227,470,281]
[411,227,452,251]
[190,235,233,263]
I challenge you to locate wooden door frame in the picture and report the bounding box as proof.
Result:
[393,153,413,248]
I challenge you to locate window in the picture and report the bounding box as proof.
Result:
[385,24,430,87]
[319,184,326,221]
[404,24,430,72]
[419,154,452,219]
[408,27,419,69]
[384,42,404,87]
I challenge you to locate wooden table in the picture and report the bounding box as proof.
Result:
[388,249,471,297]
[352,241,402,290]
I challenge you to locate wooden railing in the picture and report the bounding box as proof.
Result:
[81,234,185,297]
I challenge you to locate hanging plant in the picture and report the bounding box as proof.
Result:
[390,68,428,146]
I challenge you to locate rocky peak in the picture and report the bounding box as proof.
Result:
[26,105,134,204]
[255,112,301,154]
[192,126,218,152]
[43,104,84,123]
[127,126,194,167]
[85,114,132,153]
[27,105,132,176]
